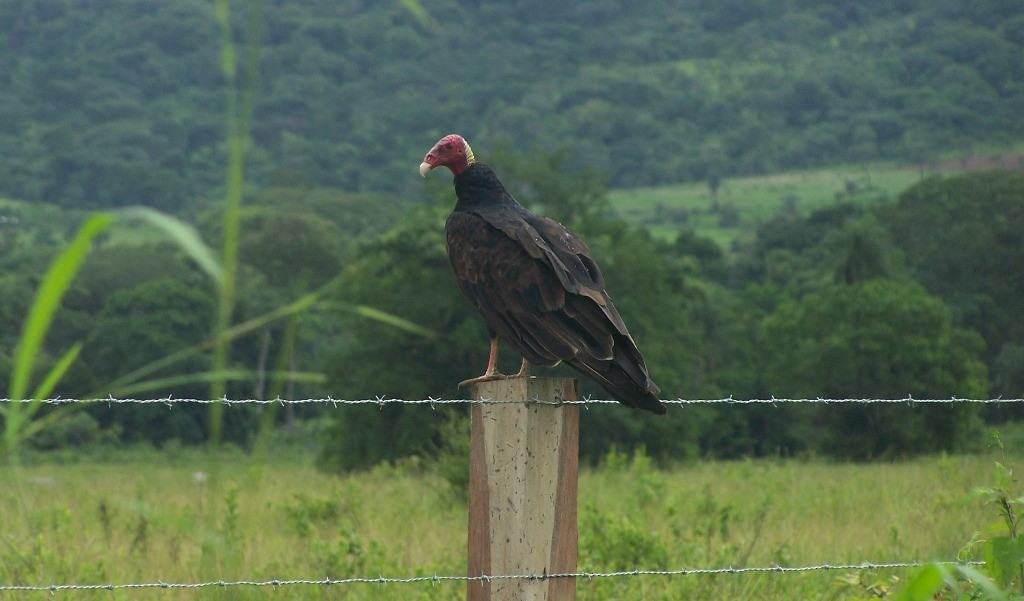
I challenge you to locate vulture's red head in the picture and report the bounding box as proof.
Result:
[419,134,475,177]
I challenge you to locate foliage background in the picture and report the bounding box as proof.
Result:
[0,0,1022,467]
[0,0,1022,205]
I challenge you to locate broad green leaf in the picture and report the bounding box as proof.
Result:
[986,520,1012,535]
[985,535,1024,588]
[119,207,222,283]
[974,487,997,497]
[892,564,943,601]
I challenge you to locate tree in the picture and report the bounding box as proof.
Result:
[876,172,1024,360]
[762,279,988,458]
[706,170,722,211]
[317,204,470,471]
[821,214,902,285]
[75,278,219,444]
[237,209,344,291]
[4,1,1024,205]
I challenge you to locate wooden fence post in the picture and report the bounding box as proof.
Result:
[467,376,579,601]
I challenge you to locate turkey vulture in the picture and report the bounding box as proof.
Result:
[420,134,666,415]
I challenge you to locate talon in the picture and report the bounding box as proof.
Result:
[460,336,508,389]
[458,371,510,388]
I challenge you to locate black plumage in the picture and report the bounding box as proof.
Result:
[421,135,666,414]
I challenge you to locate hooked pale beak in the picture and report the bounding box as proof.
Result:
[419,161,434,177]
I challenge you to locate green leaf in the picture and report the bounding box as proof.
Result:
[5,213,112,458]
[955,564,1013,601]
[19,404,83,444]
[214,0,235,78]
[985,535,1024,588]
[9,213,114,401]
[354,305,437,338]
[892,564,943,601]
[94,291,321,398]
[31,343,83,402]
[321,302,436,338]
[398,0,435,28]
[107,370,325,398]
[119,207,222,284]
[994,462,1014,491]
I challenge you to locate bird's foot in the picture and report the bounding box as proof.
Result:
[458,363,533,389]
[458,371,511,389]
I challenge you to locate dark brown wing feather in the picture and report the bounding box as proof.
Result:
[445,185,666,414]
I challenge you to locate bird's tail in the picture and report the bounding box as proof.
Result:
[566,343,667,415]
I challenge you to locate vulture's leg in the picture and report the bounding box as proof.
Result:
[513,358,530,378]
[458,336,507,388]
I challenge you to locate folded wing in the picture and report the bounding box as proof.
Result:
[446,205,665,414]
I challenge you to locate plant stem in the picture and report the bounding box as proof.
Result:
[209,0,263,445]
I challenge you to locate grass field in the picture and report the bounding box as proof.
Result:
[0,445,1011,600]
[607,163,922,250]
[608,147,1024,250]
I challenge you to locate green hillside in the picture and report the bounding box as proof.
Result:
[1,0,1022,210]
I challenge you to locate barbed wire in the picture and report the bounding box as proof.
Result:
[0,560,984,592]
[0,396,998,593]
[2,396,1022,407]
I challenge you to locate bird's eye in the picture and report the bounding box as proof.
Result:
[442,143,451,151]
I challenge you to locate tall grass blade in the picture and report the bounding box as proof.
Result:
[317,301,436,338]
[5,213,113,458]
[209,0,263,445]
[107,370,324,398]
[30,343,82,402]
[119,207,222,284]
[250,316,298,462]
[352,305,438,338]
[399,0,435,28]
[9,213,114,401]
[94,290,321,398]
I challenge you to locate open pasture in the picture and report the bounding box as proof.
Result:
[607,164,920,249]
[0,448,1006,600]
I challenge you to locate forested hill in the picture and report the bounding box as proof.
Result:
[1,0,1022,210]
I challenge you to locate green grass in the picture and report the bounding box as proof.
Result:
[608,163,921,249]
[0,446,1005,600]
